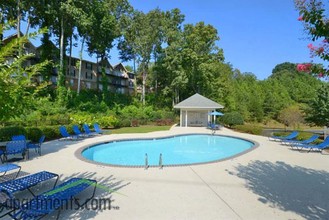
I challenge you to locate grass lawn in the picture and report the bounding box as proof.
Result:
[109,125,172,134]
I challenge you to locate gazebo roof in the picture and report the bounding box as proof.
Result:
[174,93,224,109]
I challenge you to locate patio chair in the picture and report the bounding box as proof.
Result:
[72,125,90,138]
[0,164,21,180]
[27,135,45,158]
[0,171,59,218]
[59,126,79,141]
[283,134,319,148]
[297,136,329,153]
[93,123,104,134]
[11,135,26,141]
[269,131,298,142]
[83,124,98,136]
[7,177,97,220]
[2,141,27,162]
[0,171,58,196]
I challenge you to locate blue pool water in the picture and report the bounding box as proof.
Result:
[81,134,255,166]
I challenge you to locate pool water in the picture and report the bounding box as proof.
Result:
[81,134,255,167]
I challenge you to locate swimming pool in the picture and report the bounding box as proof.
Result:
[81,134,256,167]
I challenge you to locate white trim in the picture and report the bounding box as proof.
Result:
[180,109,182,127]
[185,110,188,127]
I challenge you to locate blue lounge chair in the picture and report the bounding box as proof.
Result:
[3,141,27,162]
[94,123,104,134]
[83,124,98,136]
[72,125,90,138]
[283,134,319,147]
[27,135,45,158]
[0,164,21,179]
[297,136,329,153]
[7,178,97,219]
[59,126,79,141]
[0,171,58,196]
[269,131,298,142]
[0,171,59,218]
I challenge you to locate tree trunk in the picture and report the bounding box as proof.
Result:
[142,74,145,105]
[59,16,65,87]
[17,0,21,57]
[68,34,73,76]
[78,37,85,94]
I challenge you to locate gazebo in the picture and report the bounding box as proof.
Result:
[174,93,224,127]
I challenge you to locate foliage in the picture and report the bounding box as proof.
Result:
[220,112,244,127]
[118,119,131,127]
[0,126,26,141]
[278,105,304,128]
[39,126,61,140]
[305,83,329,126]
[0,25,50,121]
[295,0,329,76]
[233,124,263,135]
[26,127,43,142]
[95,115,119,128]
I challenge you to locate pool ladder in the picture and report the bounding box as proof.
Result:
[144,153,163,170]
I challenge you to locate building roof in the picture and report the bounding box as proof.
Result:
[174,93,224,109]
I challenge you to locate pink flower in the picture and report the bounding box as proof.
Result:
[317,47,324,54]
[318,73,324,77]
[298,16,303,21]
[323,39,328,43]
[296,63,312,72]
[307,43,315,51]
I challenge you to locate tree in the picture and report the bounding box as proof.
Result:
[295,0,329,76]
[306,83,329,126]
[278,105,304,128]
[0,25,50,121]
[119,9,164,105]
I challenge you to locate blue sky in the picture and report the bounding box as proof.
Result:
[3,0,324,79]
[129,0,321,79]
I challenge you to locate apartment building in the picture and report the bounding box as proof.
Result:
[66,57,135,95]
[3,33,136,95]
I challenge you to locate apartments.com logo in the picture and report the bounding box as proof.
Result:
[1,179,125,211]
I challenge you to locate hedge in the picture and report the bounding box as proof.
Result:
[233,124,263,135]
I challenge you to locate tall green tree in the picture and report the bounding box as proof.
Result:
[0,25,49,121]
[119,9,164,105]
[306,83,329,126]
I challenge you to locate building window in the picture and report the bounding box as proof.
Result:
[51,76,57,84]
[98,84,103,91]
[86,62,93,70]
[85,72,93,80]
[70,79,74,86]
[116,87,124,94]
[70,69,76,77]
[86,82,91,89]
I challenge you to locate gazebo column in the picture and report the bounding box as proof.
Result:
[180,109,182,127]
[185,110,188,127]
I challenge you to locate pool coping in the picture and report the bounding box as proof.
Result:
[74,133,260,168]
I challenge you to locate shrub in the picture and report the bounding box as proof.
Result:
[39,126,61,140]
[220,112,244,127]
[26,127,43,142]
[0,126,26,141]
[233,124,262,135]
[95,115,119,128]
[119,119,131,128]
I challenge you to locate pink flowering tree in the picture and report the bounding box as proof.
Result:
[295,0,329,76]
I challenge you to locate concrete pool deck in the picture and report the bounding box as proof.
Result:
[6,126,329,220]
